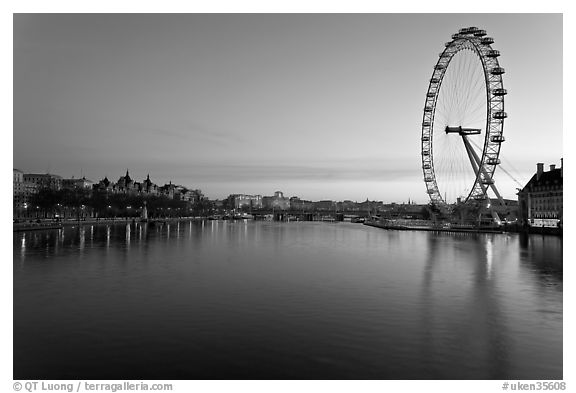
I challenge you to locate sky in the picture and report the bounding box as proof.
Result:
[12,13,563,203]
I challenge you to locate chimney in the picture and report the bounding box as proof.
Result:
[536,163,544,179]
[550,164,556,171]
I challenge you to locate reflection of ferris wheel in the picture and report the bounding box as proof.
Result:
[422,27,507,207]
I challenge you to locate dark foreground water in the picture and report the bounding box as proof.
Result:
[13,221,562,380]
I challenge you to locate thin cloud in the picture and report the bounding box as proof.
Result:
[163,161,419,183]
[185,122,247,145]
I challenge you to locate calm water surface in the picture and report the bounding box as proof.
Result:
[13,221,562,379]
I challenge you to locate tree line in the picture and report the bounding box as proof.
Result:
[23,188,214,219]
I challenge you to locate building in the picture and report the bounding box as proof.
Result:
[232,194,263,209]
[172,186,202,204]
[23,173,63,191]
[489,198,519,222]
[13,169,26,210]
[62,177,93,190]
[116,170,137,194]
[289,196,313,211]
[517,160,563,227]
[13,168,24,197]
[385,202,429,219]
[357,199,384,213]
[159,181,177,199]
[94,177,114,193]
[337,200,360,212]
[313,200,336,211]
[140,174,159,195]
[13,168,24,187]
[262,191,290,210]
[93,171,201,204]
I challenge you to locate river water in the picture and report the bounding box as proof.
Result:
[13,220,563,380]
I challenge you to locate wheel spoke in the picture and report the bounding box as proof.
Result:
[422,28,506,207]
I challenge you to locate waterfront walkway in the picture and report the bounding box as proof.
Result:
[364,220,504,234]
[13,216,204,231]
[364,220,562,236]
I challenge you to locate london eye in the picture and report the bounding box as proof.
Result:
[421,27,507,208]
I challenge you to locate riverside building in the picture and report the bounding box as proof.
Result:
[517,160,563,228]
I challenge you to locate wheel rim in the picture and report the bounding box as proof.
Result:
[422,27,506,207]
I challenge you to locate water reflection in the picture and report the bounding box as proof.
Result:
[79,227,85,252]
[126,223,131,248]
[518,234,563,278]
[141,222,148,245]
[13,222,562,380]
[20,234,26,261]
[54,229,59,254]
[486,236,493,279]
[420,233,513,378]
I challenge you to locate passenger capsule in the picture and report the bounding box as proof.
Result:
[423,150,430,156]
[492,88,507,96]
[491,67,505,75]
[487,49,500,57]
[452,33,461,40]
[481,37,494,45]
[493,111,507,119]
[474,29,487,37]
[430,77,440,83]
[422,122,431,127]
[425,177,434,182]
[487,157,501,165]
[427,92,436,98]
[421,135,430,141]
[434,63,446,70]
[481,178,495,185]
[424,106,433,113]
[491,135,506,143]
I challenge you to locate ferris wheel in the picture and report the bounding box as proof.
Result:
[421,27,507,207]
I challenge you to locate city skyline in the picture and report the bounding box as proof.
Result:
[13,14,563,203]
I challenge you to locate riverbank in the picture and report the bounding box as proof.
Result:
[364,220,562,236]
[13,223,64,231]
[13,216,208,231]
[364,220,503,234]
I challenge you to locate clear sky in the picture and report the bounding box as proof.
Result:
[13,13,562,202]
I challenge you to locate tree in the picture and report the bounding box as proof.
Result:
[28,188,58,218]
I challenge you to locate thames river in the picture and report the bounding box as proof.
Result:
[13,220,562,380]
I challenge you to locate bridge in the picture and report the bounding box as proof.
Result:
[235,209,370,222]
